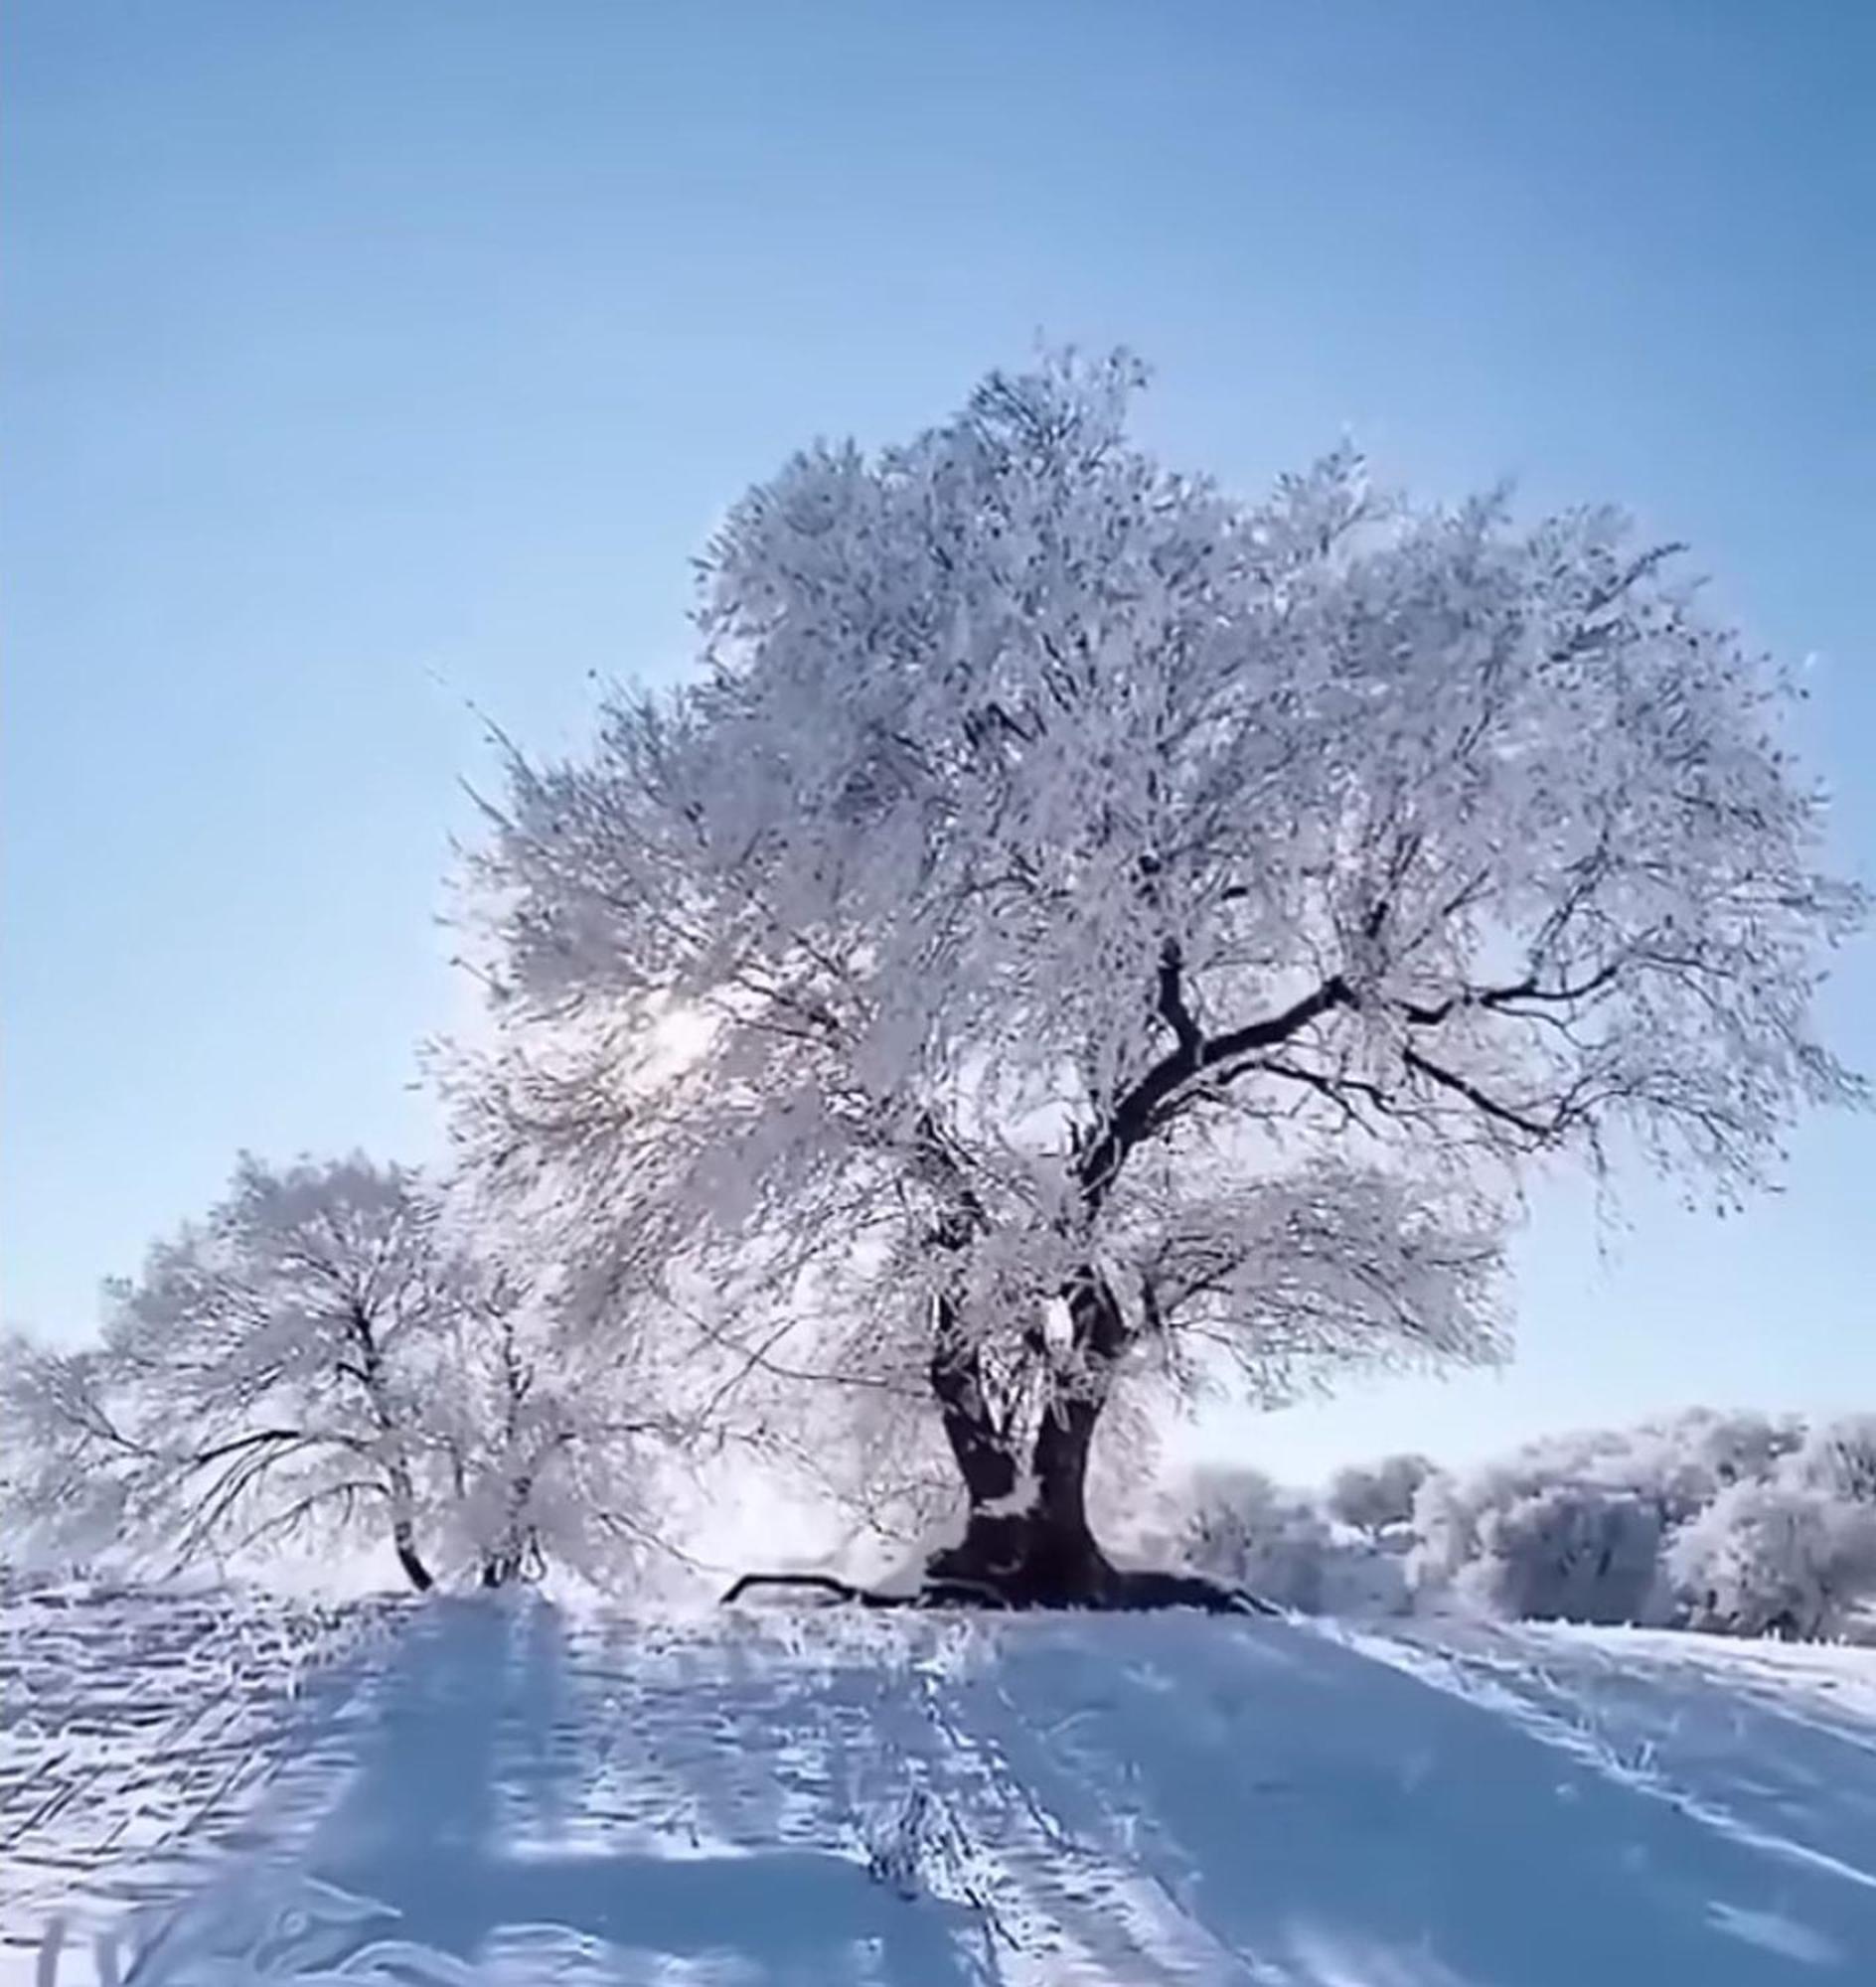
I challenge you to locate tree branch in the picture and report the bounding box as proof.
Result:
[1077,975,1353,1207]
[1394,960,1624,1028]
[1156,940,1204,1058]
[1400,1044,1562,1143]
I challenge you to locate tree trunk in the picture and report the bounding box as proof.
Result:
[725,1274,1258,1615]
[923,1273,1126,1606]
[925,1295,1032,1593]
[346,1303,434,1594]
[477,1470,538,1589]
[391,1515,435,1593]
[387,1463,434,1593]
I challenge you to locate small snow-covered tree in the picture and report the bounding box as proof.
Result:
[2,1155,455,1587]
[1668,1478,1876,1640]
[419,1265,678,1592]
[0,1153,673,1593]
[1326,1453,1434,1541]
[1662,1416,1876,1640]
[471,351,1862,1606]
[1462,1478,1672,1625]
[0,1331,139,1570]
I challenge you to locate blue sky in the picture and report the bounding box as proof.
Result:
[5,2,1872,1480]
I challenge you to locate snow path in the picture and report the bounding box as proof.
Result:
[9,1595,1876,1984]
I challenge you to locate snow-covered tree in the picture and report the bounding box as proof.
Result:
[1632,1408,1807,1519]
[1456,1478,1672,1625]
[1785,1414,1876,1505]
[469,350,1862,1606]
[0,1154,673,1593]
[0,1331,140,1570]
[1405,1410,1807,1624]
[3,1155,453,1588]
[1668,1478,1876,1640]
[1658,1416,1876,1639]
[418,1265,679,1592]
[1326,1453,1434,1541]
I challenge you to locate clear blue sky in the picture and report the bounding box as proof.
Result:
[5,2,1872,1480]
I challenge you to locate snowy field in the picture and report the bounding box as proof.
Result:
[5,1586,1876,1984]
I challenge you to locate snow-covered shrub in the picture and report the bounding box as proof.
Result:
[1406,1410,1814,1627]
[1131,1411,1873,1635]
[1172,1465,1336,1612]
[1158,1463,1410,1615]
[1456,1480,1671,1625]
[1667,1479,1876,1640]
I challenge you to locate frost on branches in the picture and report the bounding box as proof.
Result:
[1159,1408,1876,1642]
[1668,1417,1876,1639]
[467,351,1862,1607]
[0,1155,671,1593]
[1406,1408,1813,1627]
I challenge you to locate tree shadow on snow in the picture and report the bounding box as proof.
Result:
[108,1604,1876,1985]
[122,1601,985,1985]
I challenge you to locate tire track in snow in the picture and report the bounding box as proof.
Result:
[529,1608,1245,1981]
[1330,1620,1876,1892]
[987,1613,1876,1982]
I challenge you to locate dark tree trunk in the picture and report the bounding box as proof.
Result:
[391,1517,435,1593]
[729,1267,1262,1615]
[385,1452,433,1593]
[923,1271,1129,1606]
[925,1294,1039,1595]
[477,1469,539,1589]
[346,1301,435,1595]
[928,1294,1020,1509]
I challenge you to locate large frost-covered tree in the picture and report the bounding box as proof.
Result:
[470,351,1861,1606]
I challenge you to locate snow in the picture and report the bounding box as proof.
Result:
[7,1588,1876,1983]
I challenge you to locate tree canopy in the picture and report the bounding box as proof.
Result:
[466,351,1862,1605]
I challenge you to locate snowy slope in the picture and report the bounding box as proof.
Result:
[6,1586,1876,1985]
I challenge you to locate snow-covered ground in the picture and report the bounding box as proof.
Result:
[6,1585,1876,1984]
